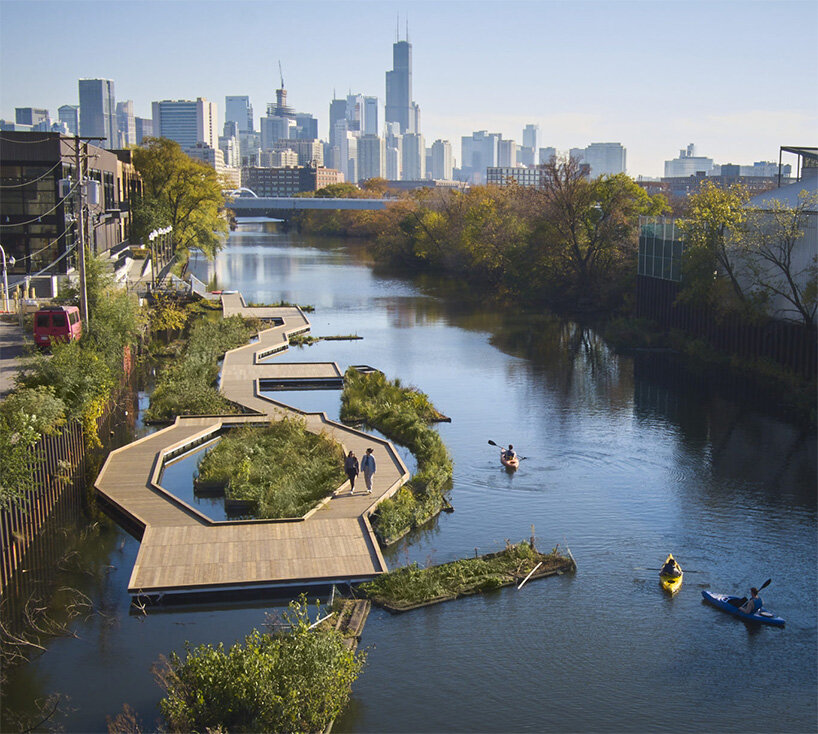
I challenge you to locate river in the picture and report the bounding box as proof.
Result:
[2,224,816,733]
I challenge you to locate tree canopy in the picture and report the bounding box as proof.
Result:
[132,137,228,260]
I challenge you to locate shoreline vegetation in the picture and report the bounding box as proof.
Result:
[340,367,454,545]
[194,418,346,519]
[361,540,576,613]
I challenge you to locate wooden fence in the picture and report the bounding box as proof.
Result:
[636,275,817,378]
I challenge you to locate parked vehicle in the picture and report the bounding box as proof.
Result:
[33,306,82,347]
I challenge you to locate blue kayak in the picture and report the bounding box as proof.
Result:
[701,590,785,627]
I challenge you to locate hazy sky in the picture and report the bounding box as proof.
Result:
[1,0,815,177]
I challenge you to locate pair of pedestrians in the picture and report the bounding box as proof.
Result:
[344,447,376,494]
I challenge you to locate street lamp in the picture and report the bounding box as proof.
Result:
[148,226,173,292]
[0,243,14,313]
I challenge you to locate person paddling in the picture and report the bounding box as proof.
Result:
[739,587,763,614]
[503,444,516,461]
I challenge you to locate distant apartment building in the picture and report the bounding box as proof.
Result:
[539,146,557,164]
[116,100,136,147]
[583,142,626,177]
[664,144,714,177]
[0,131,141,279]
[15,107,49,126]
[260,114,294,150]
[134,117,153,145]
[273,138,323,167]
[270,149,299,167]
[58,105,79,135]
[498,139,517,168]
[219,133,241,168]
[430,139,453,180]
[241,164,344,196]
[225,95,254,133]
[487,166,543,188]
[384,121,402,180]
[79,78,117,148]
[358,134,385,181]
[461,131,501,183]
[519,124,539,166]
[152,98,217,149]
[401,132,425,181]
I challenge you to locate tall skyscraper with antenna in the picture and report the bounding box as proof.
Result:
[385,20,419,134]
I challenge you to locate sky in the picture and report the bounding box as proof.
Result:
[1,0,816,178]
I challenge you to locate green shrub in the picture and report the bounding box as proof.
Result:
[157,596,365,733]
[197,417,346,518]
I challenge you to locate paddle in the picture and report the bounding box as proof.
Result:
[488,440,527,460]
[728,578,772,608]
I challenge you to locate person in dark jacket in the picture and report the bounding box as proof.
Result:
[344,450,359,493]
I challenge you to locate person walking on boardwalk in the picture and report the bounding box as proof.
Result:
[344,450,359,493]
[361,447,377,494]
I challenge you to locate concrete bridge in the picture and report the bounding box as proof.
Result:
[226,190,392,219]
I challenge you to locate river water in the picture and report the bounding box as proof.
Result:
[2,224,816,733]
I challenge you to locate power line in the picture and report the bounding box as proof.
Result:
[0,179,79,228]
[0,160,63,189]
[5,222,76,263]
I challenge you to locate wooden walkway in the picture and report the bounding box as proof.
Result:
[95,292,411,598]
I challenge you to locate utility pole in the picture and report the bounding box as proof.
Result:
[74,135,89,325]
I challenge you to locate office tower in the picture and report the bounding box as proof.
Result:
[338,130,358,184]
[79,78,117,148]
[664,143,714,177]
[498,139,516,168]
[401,133,425,180]
[225,95,254,133]
[275,138,323,166]
[135,117,153,145]
[522,124,539,152]
[58,105,79,135]
[583,142,626,177]
[386,36,418,134]
[294,113,318,141]
[219,123,240,168]
[430,139,453,180]
[329,97,347,147]
[569,147,585,162]
[358,134,386,181]
[15,108,49,126]
[461,131,501,183]
[260,115,294,150]
[539,146,557,165]
[363,96,378,136]
[152,98,217,149]
[116,100,136,147]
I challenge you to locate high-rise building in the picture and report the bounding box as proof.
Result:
[498,139,517,168]
[385,37,418,134]
[583,142,626,177]
[522,124,539,152]
[430,139,453,180]
[116,100,136,147]
[401,132,425,180]
[15,108,49,126]
[260,114,294,150]
[294,113,318,141]
[329,97,348,147]
[58,105,79,135]
[79,78,117,148]
[225,95,254,133]
[338,130,358,184]
[358,134,385,182]
[539,147,557,165]
[135,117,153,145]
[664,143,714,177]
[461,131,501,183]
[363,96,379,136]
[152,98,217,149]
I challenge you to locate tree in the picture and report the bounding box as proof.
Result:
[531,157,668,306]
[133,137,228,260]
[741,191,818,327]
[676,180,751,312]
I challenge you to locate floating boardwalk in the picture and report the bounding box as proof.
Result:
[95,293,411,601]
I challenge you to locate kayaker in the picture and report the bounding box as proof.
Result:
[661,557,681,578]
[503,445,516,461]
[739,587,762,614]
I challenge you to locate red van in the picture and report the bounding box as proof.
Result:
[33,306,82,348]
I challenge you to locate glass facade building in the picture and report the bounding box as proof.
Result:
[638,217,683,282]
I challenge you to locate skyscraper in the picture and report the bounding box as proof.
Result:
[430,139,453,180]
[151,98,217,149]
[58,105,79,135]
[401,132,425,180]
[225,96,254,133]
[116,100,136,147]
[385,37,417,134]
[79,78,117,148]
[583,142,626,177]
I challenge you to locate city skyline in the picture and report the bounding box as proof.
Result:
[1,0,815,178]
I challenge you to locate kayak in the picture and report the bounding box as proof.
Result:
[500,453,519,470]
[701,590,785,627]
[659,553,683,595]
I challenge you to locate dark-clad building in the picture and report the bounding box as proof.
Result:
[0,132,140,280]
[241,164,343,196]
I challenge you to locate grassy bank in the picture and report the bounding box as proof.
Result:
[195,418,346,518]
[340,368,453,544]
[361,541,576,612]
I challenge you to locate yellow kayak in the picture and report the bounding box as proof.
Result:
[659,553,683,595]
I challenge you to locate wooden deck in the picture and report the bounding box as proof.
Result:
[95,292,411,599]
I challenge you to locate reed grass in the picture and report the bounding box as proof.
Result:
[196,417,346,518]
